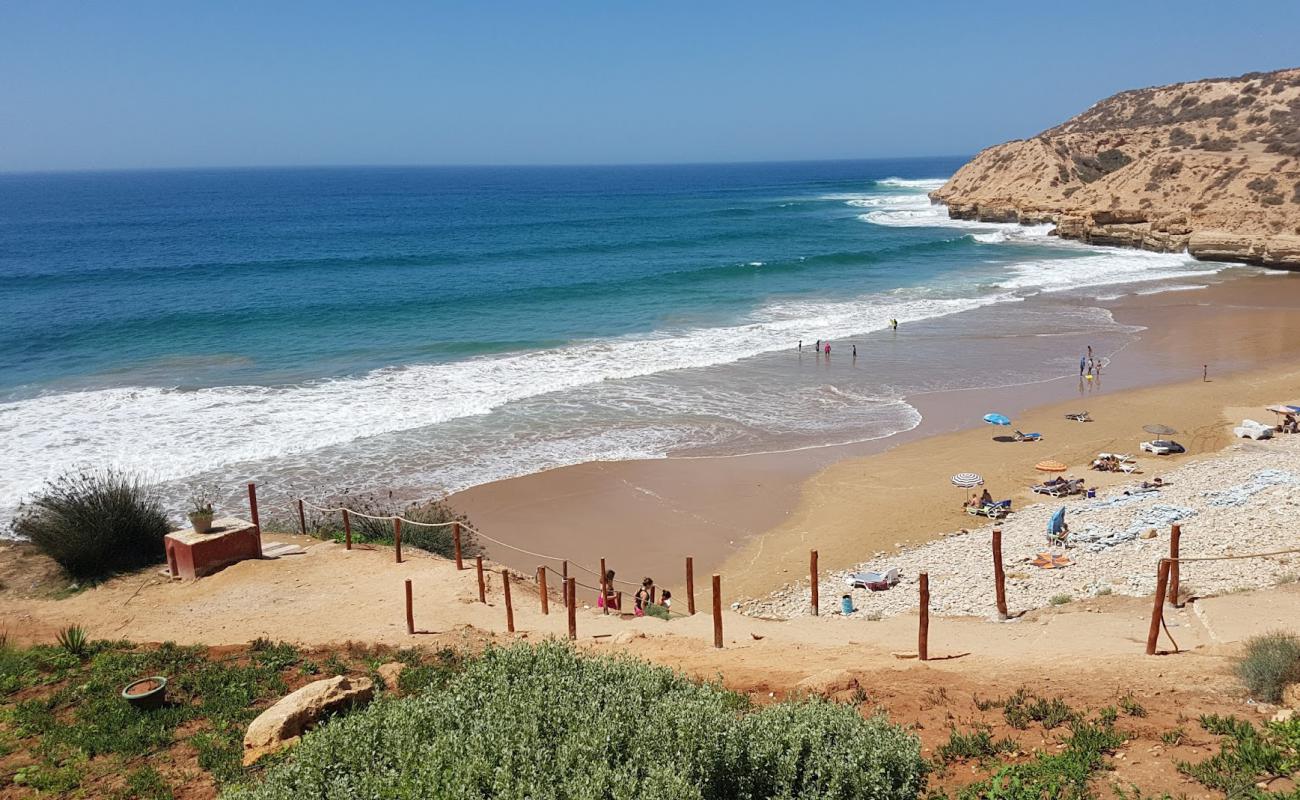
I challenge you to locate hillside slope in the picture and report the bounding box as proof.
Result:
[931,68,1300,268]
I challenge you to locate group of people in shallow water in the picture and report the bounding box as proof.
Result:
[1079,345,1102,381]
[798,320,898,359]
[596,571,672,619]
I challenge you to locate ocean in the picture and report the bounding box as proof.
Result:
[0,159,1231,525]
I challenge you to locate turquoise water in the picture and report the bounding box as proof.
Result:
[0,160,1227,519]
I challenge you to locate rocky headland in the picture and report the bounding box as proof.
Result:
[931,67,1300,268]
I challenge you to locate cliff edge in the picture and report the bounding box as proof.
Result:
[931,68,1300,268]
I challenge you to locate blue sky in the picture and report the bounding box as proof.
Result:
[1,1,1297,171]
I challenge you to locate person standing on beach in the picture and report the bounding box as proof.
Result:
[1087,345,1093,362]
[1079,355,1086,376]
[798,340,802,351]
[852,344,857,358]
[824,342,831,356]
[815,339,821,354]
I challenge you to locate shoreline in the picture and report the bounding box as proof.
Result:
[453,272,1300,599]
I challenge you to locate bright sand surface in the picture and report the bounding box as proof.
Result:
[453,273,1300,600]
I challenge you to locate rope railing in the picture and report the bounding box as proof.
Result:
[296,495,643,588]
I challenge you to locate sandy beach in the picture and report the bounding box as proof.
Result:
[453,272,1300,600]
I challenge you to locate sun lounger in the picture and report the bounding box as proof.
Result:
[1013,430,1042,442]
[966,499,1012,519]
[1065,412,1092,422]
[847,569,899,591]
[1032,478,1083,497]
[1140,440,1185,455]
[1234,419,1274,440]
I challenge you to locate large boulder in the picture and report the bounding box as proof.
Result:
[243,675,375,764]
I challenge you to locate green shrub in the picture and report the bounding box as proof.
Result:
[56,624,90,658]
[304,491,479,560]
[937,726,1017,763]
[1179,715,1300,795]
[13,469,169,580]
[957,718,1123,800]
[1236,631,1300,703]
[226,641,927,800]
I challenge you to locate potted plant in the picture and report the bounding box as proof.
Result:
[188,487,215,533]
[122,676,168,710]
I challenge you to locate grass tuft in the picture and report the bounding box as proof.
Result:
[1236,631,1300,703]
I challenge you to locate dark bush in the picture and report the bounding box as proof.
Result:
[13,470,169,580]
[227,642,928,800]
[1169,127,1195,147]
[1237,632,1300,703]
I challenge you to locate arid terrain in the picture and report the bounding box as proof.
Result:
[931,67,1300,267]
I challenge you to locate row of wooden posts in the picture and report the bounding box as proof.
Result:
[403,556,725,648]
[251,484,1185,656]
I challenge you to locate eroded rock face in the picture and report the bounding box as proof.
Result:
[930,67,1300,269]
[243,675,375,765]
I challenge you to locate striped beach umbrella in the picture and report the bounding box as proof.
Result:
[950,472,984,488]
[1035,459,1068,472]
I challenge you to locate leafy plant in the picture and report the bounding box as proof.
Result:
[189,485,215,517]
[226,641,928,800]
[1236,631,1300,703]
[1004,689,1075,730]
[1178,715,1300,796]
[55,624,90,658]
[13,468,170,580]
[937,725,1018,763]
[955,717,1124,800]
[1118,692,1147,718]
[1050,593,1073,606]
[1160,726,1185,746]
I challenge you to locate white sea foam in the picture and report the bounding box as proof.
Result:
[995,250,1223,293]
[875,177,949,189]
[0,290,1010,516]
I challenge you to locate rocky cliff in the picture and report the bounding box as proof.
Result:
[930,68,1300,268]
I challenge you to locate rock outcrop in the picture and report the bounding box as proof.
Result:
[243,675,375,765]
[931,68,1300,269]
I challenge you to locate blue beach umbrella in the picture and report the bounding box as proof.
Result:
[983,413,1011,426]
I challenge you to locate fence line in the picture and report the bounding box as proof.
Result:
[295,495,647,588]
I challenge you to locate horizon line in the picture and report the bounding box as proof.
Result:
[0,154,972,178]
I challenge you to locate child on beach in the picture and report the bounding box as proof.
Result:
[634,577,653,617]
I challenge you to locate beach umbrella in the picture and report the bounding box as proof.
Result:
[1288,405,1300,414]
[983,413,1011,426]
[1143,424,1177,436]
[950,472,984,488]
[1035,459,1068,472]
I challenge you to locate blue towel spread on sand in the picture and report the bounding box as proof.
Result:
[1069,505,1198,552]
[1202,469,1295,507]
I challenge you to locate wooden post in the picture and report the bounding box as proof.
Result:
[297,499,307,536]
[1146,559,1171,655]
[616,591,623,610]
[600,557,608,615]
[650,583,656,604]
[992,528,1008,620]
[538,566,549,615]
[502,570,515,633]
[712,574,723,649]
[393,519,402,563]
[342,509,352,550]
[918,572,930,661]
[1166,525,1181,608]
[566,577,577,640]
[686,556,696,615]
[404,578,414,635]
[247,482,263,556]
[562,561,569,607]
[476,555,486,603]
[452,522,463,569]
[246,482,261,533]
[810,550,819,616]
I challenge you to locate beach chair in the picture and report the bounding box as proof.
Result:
[1140,440,1185,455]
[847,569,898,591]
[1031,478,1066,495]
[1047,478,1085,498]
[966,499,1012,519]
[1013,430,1042,442]
[1065,412,1092,422]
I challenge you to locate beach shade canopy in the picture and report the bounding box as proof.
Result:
[1048,507,1067,536]
[1289,406,1300,414]
[950,472,984,488]
[1142,424,1177,436]
[1035,459,1068,472]
[983,413,1011,426]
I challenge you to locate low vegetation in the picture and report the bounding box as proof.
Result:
[301,491,480,561]
[12,469,170,581]
[227,641,928,800]
[1178,713,1300,796]
[1237,631,1300,704]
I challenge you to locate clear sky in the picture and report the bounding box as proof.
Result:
[2,1,1298,172]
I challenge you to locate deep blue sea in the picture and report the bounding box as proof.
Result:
[0,159,1228,522]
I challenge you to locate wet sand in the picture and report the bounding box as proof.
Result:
[453,272,1300,599]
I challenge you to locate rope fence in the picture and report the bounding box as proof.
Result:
[242,484,1300,656]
